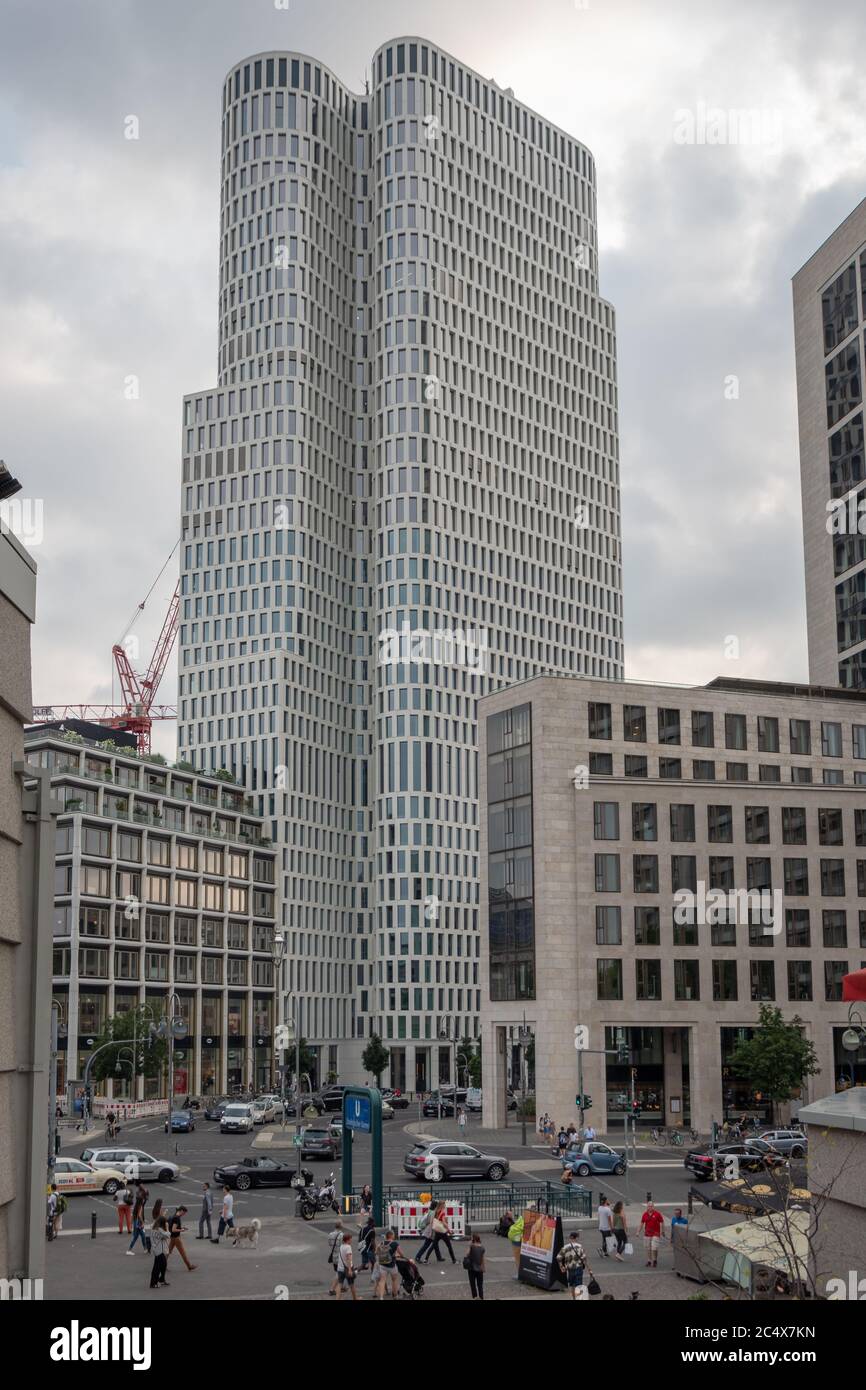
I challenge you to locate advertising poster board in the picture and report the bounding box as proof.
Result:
[519,1209,565,1288]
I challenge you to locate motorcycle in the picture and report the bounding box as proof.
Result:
[298,1172,339,1221]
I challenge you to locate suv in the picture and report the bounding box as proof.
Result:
[300,1125,342,1160]
[220,1103,255,1134]
[403,1140,509,1182]
[317,1086,346,1113]
[759,1129,807,1158]
[80,1147,179,1183]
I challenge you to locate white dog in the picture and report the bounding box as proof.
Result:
[229,1217,262,1249]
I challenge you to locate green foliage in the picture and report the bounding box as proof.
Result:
[214,768,236,782]
[88,1007,168,1084]
[458,1036,482,1086]
[730,1005,820,1115]
[174,760,196,772]
[362,1034,390,1085]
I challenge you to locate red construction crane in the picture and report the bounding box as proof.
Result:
[32,564,180,755]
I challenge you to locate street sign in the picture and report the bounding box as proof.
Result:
[344,1093,372,1134]
[293,1134,302,1146]
[573,1025,589,1051]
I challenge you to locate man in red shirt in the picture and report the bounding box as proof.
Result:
[639,1200,664,1267]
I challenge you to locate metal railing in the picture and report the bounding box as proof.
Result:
[353,1181,593,1222]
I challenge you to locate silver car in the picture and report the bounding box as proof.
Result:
[79,1146,179,1183]
[759,1129,807,1158]
[403,1140,509,1182]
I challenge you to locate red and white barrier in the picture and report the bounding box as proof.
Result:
[387,1200,466,1238]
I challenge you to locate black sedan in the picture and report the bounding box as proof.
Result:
[685,1140,787,1181]
[422,1095,455,1118]
[204,1097,231,1121]
[214,1156,312,1190]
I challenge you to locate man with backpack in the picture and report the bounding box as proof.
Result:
[557,1232,590,1299]
[334,1232,360,1301]
[116,1181,134,1235]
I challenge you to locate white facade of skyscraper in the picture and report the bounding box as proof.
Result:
[178,39,622,1088]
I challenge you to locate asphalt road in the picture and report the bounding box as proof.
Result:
[64,1111,698,1219]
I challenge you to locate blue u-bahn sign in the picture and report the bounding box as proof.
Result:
[345,1093,372,1133]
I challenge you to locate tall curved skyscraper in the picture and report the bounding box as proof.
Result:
[178,39,622,1088]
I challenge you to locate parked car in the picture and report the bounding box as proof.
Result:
[220,1103,255,1134]
[685,1140,787,1182]
[759,1129,807,1158]
[165,1110,195,1133]
[561,1141,627,1177]
[317,1086,346,1113]
[204,1097,231,1121]
[300,1125,342,1160]
[381,1089,409,1109]
[80,1147,179,1183]
[404,1140,509,1182]
[422,1092,455,1118]
[465,1088,483,1112]
[53,1158,127,1196]
[380,1099,394,1120]
[251,1098,275,1125]
[214,1156,303,1190]
[257,1094,285,1119]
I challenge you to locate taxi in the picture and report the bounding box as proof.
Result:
[51,1157,126,1196]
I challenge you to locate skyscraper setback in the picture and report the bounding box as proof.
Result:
[178,39,622,1086]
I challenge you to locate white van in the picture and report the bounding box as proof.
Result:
[220,1103,255,1134]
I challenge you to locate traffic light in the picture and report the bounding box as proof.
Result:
[617,1042,630,1065]
[631,1099,641,1119]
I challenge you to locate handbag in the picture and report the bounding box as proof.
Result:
[587,1275,601,1296]
[462,1254,471,1269]
[624,1242,634,1256]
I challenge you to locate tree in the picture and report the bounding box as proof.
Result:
[88,1006,168,1086]
[362,1034,390,1086]
[730,1006,820,1123]
[459,1036,482,1087]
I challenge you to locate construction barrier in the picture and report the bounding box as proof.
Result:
[387,1199,466,1238]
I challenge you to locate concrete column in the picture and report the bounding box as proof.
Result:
[662,1029,684,1127]
[482,1020,507,1129]
[688,1023,723,1134]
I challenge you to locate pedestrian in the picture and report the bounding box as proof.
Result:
[374,1229,401,1298]
[149,1213,170,1288]
[464,1231,486,1300]
[197,1182,213,1241]
[496,1208,514,1239]
[116,1180,134,1235]
[507,1211,525,1279]
[326,1218,344,1295]
[106,1109,117,1140]
[671,1208,688,1239]
[428,1202,456,1264]
[415,1204,436,1262]
[127,1183,150,1255]
[168,1206,197,1272]
[334,1232,360,1301]
[597,1194,614,1257]
[359,1215,376,1271]
[557,1231,590,1299]
[213,1185,235,1243]
[584,1123,596,1141]
[358,1183,373,1213]
[612,1199,628,1259]
[557,1127,568,1154]
[566,1121,577,1142]
[639,1200,665,1268]
[46,1185,57,1240]
[457,1106,467,1133]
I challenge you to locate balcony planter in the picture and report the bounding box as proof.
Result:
[65,798,83,811]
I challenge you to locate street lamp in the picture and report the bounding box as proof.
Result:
[148,991,187,1136]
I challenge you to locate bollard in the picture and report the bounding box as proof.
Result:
[687,1189,693,1216]
[646,1191,652,1204]
[91,1210,97,1239]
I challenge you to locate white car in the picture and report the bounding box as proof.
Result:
[80,1147,179,1183]
[220,1103,255,1134]
[251,1098,276,1124]
[52,1158,126,1195]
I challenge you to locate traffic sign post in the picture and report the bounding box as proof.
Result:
[340,1086,383,1225]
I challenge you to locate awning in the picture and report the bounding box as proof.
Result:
[843,967,866,1001]
[697,1210,811,1287]
[689,1178,811,1215]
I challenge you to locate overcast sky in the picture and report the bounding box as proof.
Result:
[4,0,866,756]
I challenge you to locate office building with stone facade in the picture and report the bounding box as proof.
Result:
[794,195,866,690]
[479,673,866,1134]
[24,730,278,1102]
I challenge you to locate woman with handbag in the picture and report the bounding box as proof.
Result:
[429,1202,456,1265]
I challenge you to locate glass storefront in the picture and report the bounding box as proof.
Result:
[720,1027,772,1123]
[604,1026,665,1119]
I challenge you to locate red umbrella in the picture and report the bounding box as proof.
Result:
[843,968,866,1001]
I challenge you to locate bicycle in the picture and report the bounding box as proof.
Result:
[667,1129,684,1147]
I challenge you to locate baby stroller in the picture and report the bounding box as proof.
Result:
[395,1256,425,1299]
